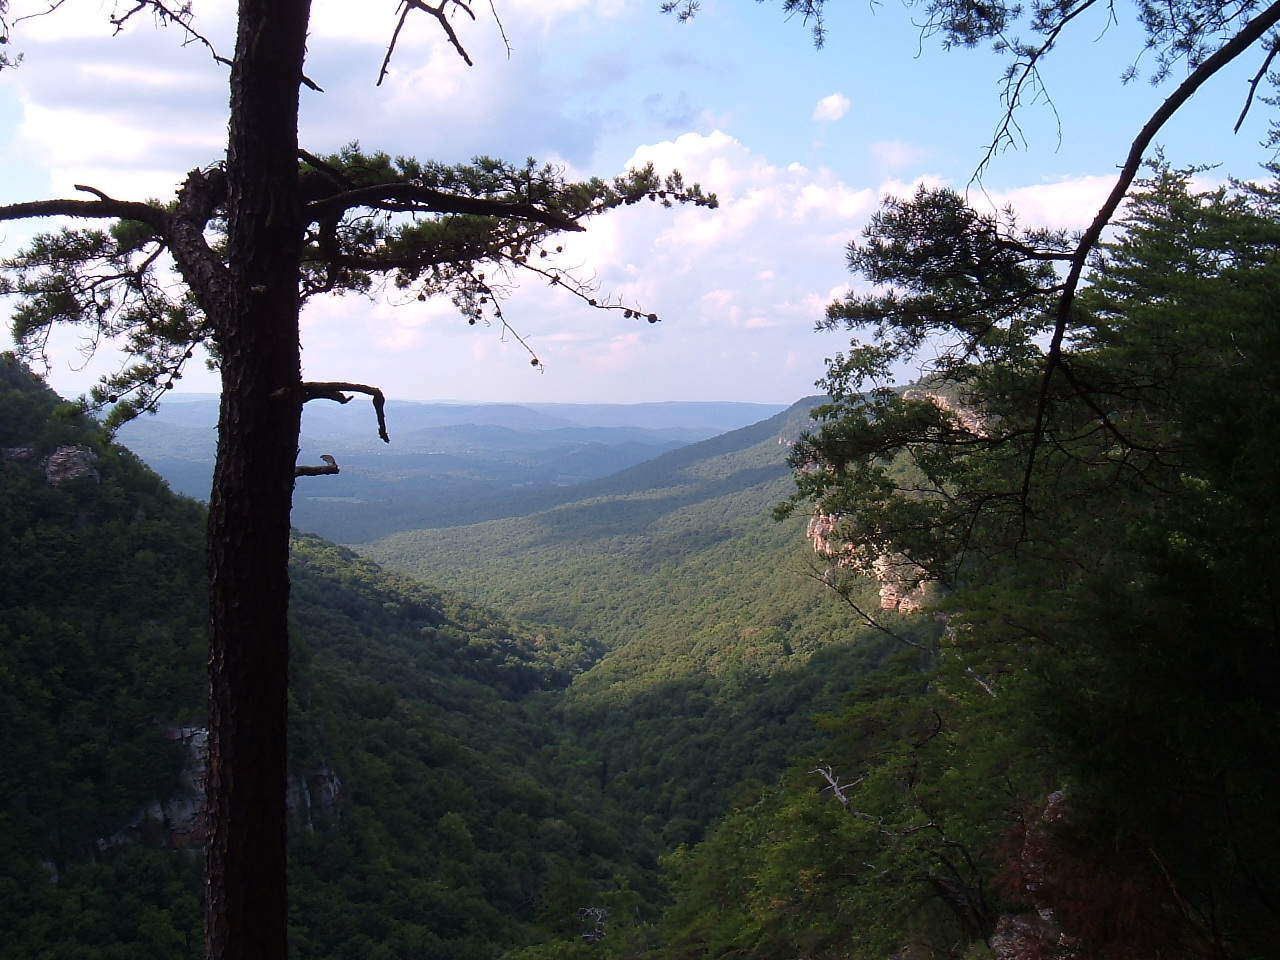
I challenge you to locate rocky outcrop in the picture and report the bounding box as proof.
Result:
[287,765,344,834]
[806,514,932,613]
[44,445,99,485]
[990,913,1072,960]
[990,791,1077,960]
[95,725,207,854]
[902,389,988,437]
[95,724,342,853]
[871,554,931,614]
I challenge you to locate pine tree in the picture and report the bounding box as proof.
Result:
[0,5,713,959]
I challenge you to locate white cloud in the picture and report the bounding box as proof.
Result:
[972,175,1116,231]
[868,140,931,173]
[283,131,881,402]
[0,3,1175,406]
[812,93,850,122]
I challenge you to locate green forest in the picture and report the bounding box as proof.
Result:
[5,159,1280,960]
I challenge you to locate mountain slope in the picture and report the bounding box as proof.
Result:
[0,356,656,960]
[362,399,928,845]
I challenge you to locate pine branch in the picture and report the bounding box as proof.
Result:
[305,183,584,231]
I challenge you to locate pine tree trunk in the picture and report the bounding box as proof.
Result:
[204,3,311,959]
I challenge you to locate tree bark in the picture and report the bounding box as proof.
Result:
[204,2,311,959]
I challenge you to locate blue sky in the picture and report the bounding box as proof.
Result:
[0,0,1273,404]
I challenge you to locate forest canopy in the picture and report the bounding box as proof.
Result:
[747,165,1280,958]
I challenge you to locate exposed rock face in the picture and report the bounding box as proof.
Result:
[902,389,989,437]
[871,554,930,614]
[990,791,1077,960]
[805,512,842,557]
[801,389,984,614]
[287,765,344,834]
[155,725,208,849]
[1,445,36,463]
[44,445,99,485]
[95,724,342,853]
[96,725,207,854]
[990,913,1071,960]
[806,514,932,612]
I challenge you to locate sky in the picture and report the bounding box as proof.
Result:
[0,0,1274,404]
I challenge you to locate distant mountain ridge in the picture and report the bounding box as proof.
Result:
[117,396,787,542]
[370,396,825,533]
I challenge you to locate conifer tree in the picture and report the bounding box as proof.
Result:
[0,4,712,959]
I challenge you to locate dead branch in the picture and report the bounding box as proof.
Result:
[379,0,476,85]
[486,0,511,58]
[811,764,866,809]
[298,381,390,442]
[295,454,339,477]
[965,666,997,698]
[975,0,1107,181]
[1234,34,1280,133]
[106,0,233,68]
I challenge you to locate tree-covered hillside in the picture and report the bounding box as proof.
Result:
[0,355,661,960]
[364,401,922,846]
[622,170,1280,960]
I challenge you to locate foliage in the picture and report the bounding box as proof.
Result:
[0,10,721,953]
[365,402,914,846]
[0,355,207,866]
[0,0,17,71]
[0,360,663,959]
[655,652,1047,960]
[1,147,713,431]
[763,168,1280,957]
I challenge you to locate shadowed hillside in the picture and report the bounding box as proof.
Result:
[0,356,661,960]
[363,399,929,845]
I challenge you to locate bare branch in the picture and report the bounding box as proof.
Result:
[1234,34,1280,133]
[811,765,866,809]
[13,0,72,27]
[295,381,391,442]
[0,195,165,228]
[975,0,1105,182]
[295,454,340,477]
[107,0,233,69]
[965,666,997,698]
[378,3,415,85]
[486,0,511,58]
[379,0,476,85]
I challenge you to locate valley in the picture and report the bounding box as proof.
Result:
[2,357,904,959]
